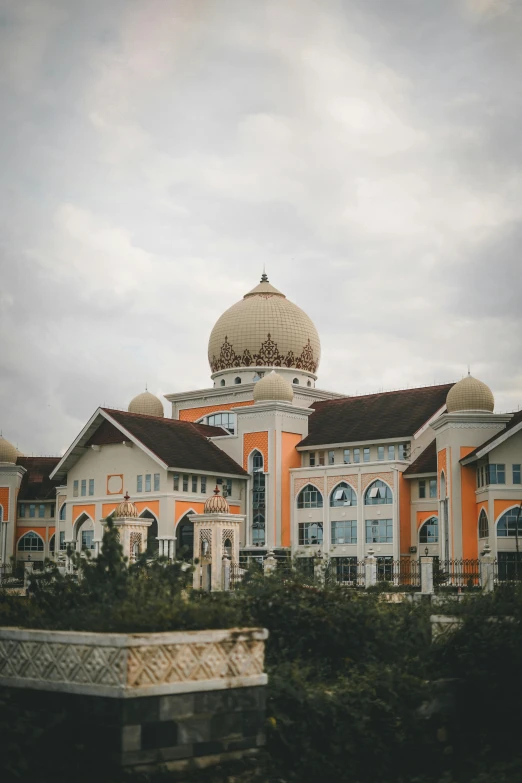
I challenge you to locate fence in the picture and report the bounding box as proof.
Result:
[0,564,24,589]
[434,559,481,588]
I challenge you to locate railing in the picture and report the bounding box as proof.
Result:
[230,563,246,587]
[378,559,421,588]
[434,559,480,588]
[0,564,24,589]
[327,559,366,587]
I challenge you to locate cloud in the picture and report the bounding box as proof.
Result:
[0,0,521,454]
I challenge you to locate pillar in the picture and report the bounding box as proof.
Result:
[421,556,434,595]
[365,548,377,587]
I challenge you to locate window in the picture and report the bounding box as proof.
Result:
[332,557,358,583]
[38,504,45,518]
[330,482,357,507]
[18,532,44,551]
[251,451,265,546]
[363,448,370,463]
[220,379,226,386]
[497,507,522,537]
[154,473,160,491]
[234,377,242,385]
[419,517,438,544]
[59,504,66,521]
[298,522,323,546]
[297,484,323,509]
[73,480,78,497]
[88,479,94,496]
[206,412,236,434]
[50,504,55,517]
[487,464,505,485]
[192,476,198,493]
[353,448,360,463]
[429,479,437,498]
[364,480,393,505]
[377,446,384,461]
[145,474,151,492]
[81,479,86,497]
[49,534,55,554]
[366,519,393,543]
[19,503,25,518]
[59,531,66,551]
[377,556,393,581]
[331,520,357,544]
[328,450,335,465]
[479,509,489,539]
[419,480,426,499]
[309,452,315,467]
[513,465,521,485]
[388,445,395,460]
[201,476,207,494]
[293,378,299,385]
[497,552,522,582]
[307,380,312,387]
[343,449,350,464]
[137,475,143,493]
[81,530,95,551]
[173,474,179,491]
[183,475,189,492]
[29,504,36,518]
[318,452,325,466]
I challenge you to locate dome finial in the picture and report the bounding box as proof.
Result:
[260,267,269,283]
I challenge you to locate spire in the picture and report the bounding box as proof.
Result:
[260,268,269,283]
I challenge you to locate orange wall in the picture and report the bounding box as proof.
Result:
[179,400,254,422]
[102,503,117,518]
[416,508,438,529]
[134,500,160,517]
[0,487,9,521]
[48,526,55,541]
[460,455,478,559]
[281,432,302,548]
[494,498,522,523]
[399,474,411,553]
[72,504,96,522]
[437,448,447,494]
[243,432,269,471]
[16,526,46,542]
[175,500,241,527]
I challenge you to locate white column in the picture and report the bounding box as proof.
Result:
[480,545,495,592]
[421,556,434,594]
[222,554,231,590]
[365,547,377,587]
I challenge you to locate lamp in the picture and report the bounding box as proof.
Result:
[424,547,429,557]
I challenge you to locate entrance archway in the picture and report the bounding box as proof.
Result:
[176,513,195,560]
[139,510,158,554]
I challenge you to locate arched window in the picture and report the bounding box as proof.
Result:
[307,380,312,387]
[419,517,438,544]
[205,412,236,434]
[234,377,242,385]
[297,484,323,509]
[18,531,44,552]
[224,538,232,556]
[176,512,194,559]
[330,482,357,507]
[497,507,522,537]
[49,533,55,554]
[251,450,266,546]
[220,379,226,386]
[479,509,489,539]
[293,378,299,385]
[59,503,66,521]
[364,480,392,505]
[140,509,159,554]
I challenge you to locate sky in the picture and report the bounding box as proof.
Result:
[1,0,521,456]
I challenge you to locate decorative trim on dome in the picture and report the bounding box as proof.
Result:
[210,334,318,374]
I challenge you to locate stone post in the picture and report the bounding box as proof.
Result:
[365,547,377,588]
[480,544,495,593]
[263,550,277,576]
[421,556,434,595]
[24,561,34,591]
[222,553,231,591]
[201,560,211,592]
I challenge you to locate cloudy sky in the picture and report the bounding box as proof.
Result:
[1,0,521,456]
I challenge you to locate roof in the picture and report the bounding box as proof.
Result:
[460,409,522,464]
[16,457,61,500]
[403,441,437,476]
[299,384,454,448]
[50,408,248,482]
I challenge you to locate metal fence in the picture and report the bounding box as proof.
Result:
[0,564,24,589]
[433,558,480,588]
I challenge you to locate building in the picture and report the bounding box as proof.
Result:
[1,275,521,577]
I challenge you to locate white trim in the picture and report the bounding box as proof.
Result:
[17,530,45,550]
[296,437,411,452]
[175,508,198,526]
[49,408,103,480]
[495,503,522,526]
[461,419,522,464]
[413,405,447,439]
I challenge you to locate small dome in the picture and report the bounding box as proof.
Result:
[114,493,139,518]
[0,435,18,463]
[254,371,294,403]
[446,375,494,413]
[204,486,230,514]
[128,390,164,417]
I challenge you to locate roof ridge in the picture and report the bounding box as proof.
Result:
[313,382,454,406]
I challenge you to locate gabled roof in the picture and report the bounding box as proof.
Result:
[50,408,248,482]
[460,410,522,464]
[16,457,61,500]
[403,441,437,476]
[299,384,454,448]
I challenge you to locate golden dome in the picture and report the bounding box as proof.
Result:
[204,486,230,514]
[128,390,164,417]
[114,493,139,518]
[446,375,494,413]
[208,274,320,376]
[254,371,294,403]
[0,435,18,463]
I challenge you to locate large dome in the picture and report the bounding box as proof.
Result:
[0,435,18,463]
[208,275,321,376]
[446,375,494,413]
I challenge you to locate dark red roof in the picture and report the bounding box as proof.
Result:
[16,457,61,500]
[403,440,437,476]
[460,409,522,463]
[102,409,247,476]
[299,384,454,447]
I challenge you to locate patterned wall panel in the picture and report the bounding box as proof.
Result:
[294,476,324,496]
[327,475,358,494]
[361,472,394,491]
[243,432,269,472]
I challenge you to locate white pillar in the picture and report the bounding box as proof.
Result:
[480,545,495,592]
[222,554,231,590]
[264,550,277,576]
[421,556,434,594]
[365,547,377,587]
